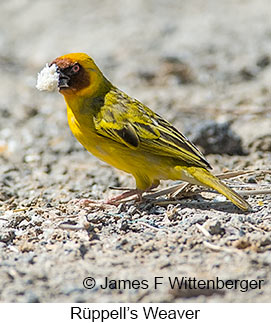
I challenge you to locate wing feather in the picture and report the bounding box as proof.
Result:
[93,88,211,169]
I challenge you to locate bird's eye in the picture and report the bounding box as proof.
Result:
[71,64,80,74]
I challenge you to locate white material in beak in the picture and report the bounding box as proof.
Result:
[36,63,59,91]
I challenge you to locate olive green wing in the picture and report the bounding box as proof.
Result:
[137,111,211,168]
[93,90,210,169]
[93,89,161,150]
[93,105,160,149]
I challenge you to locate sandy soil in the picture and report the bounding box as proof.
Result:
[0,0,271,302]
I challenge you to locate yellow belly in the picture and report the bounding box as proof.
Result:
[66,105,192,190]
[68,107,160,188]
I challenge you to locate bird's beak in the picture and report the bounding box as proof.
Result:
[57,69,70,89]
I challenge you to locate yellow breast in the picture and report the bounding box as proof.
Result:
[67,105,139,172]
[66,103,177,190]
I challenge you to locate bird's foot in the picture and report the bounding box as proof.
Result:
[69,185,156,209]
[69,198,111,210]
[68,191,141,209]
[106,189,141,205]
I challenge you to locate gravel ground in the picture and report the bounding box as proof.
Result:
[0,0,271,302]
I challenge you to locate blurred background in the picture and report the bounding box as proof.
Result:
[0,0,271,302]
[1,0,270,162]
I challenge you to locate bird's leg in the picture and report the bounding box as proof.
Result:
[68,189,141,208]
[73,181,159,208]
[106,181,160,205]
[106,189,140,205]
[106,179,161,205]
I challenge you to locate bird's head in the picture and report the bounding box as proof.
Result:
[51,53,107,97]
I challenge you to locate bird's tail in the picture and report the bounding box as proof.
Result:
[178,166,251,211]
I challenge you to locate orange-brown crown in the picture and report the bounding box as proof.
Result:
[51,53,109,97]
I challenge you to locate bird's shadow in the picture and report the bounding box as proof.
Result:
[138,196,252,215]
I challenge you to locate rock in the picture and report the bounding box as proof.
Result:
[248,135,271,153]
[206,221,225,236]
[190,121,245,155]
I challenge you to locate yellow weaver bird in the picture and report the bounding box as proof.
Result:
[51,53,250,211]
